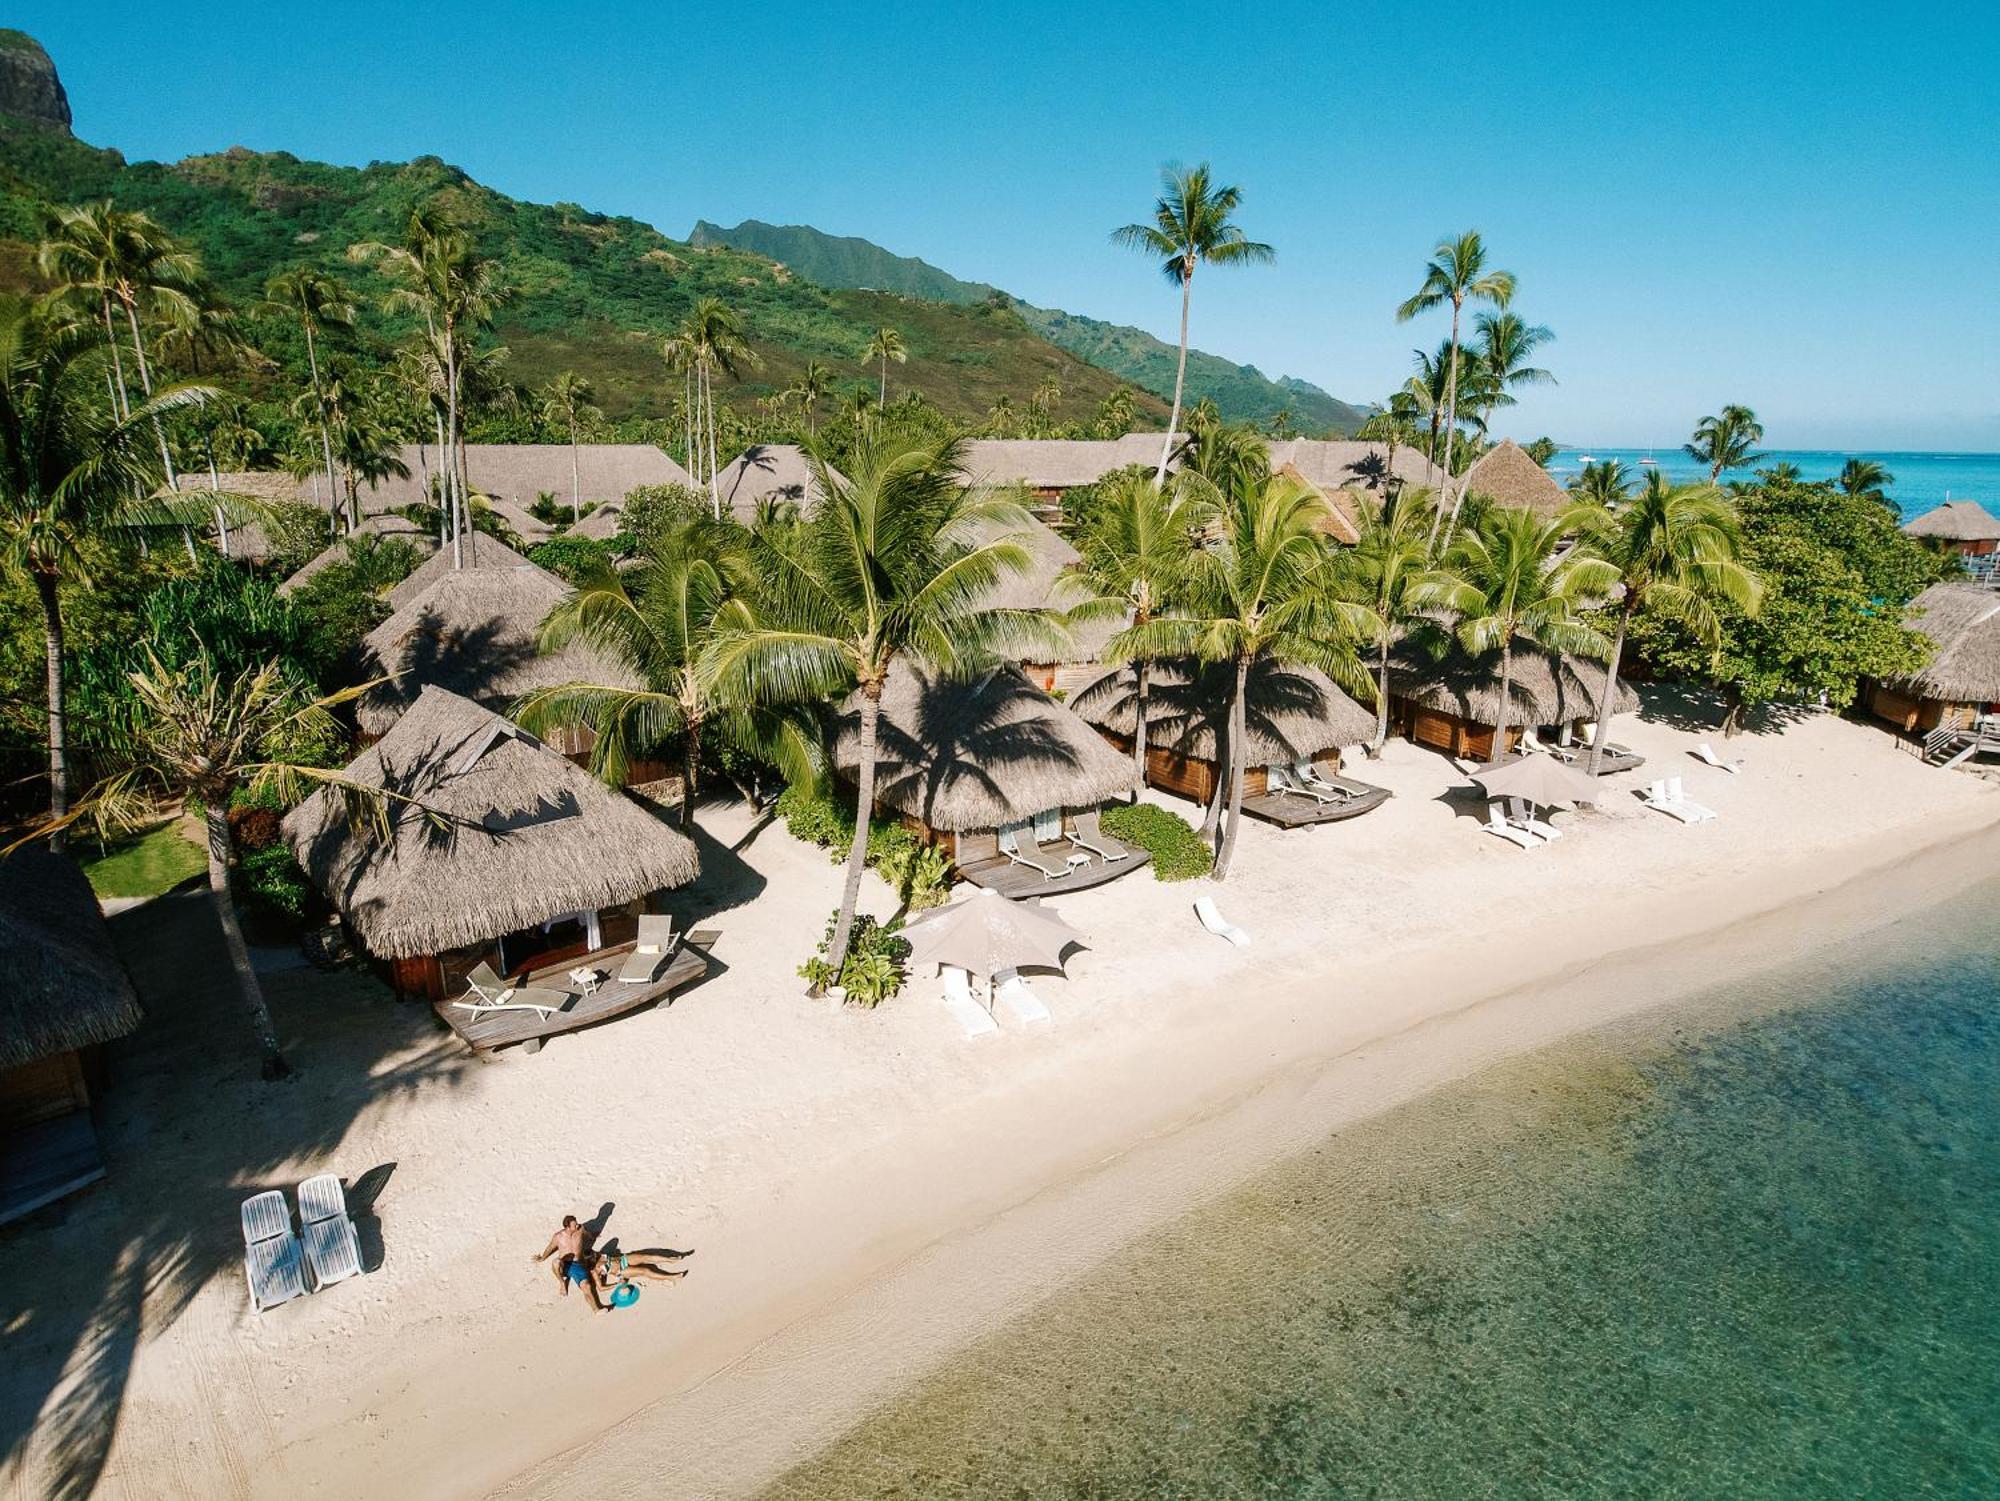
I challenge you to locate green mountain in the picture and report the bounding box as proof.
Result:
[0,42,1164,435]
[693,218,1370,434]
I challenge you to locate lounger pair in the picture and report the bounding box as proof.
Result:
[1482,800,1556,851]
[242,1174,364,1312]
[938,966,1049,1035]
[1641,777,1718,823]
[1267,762,1347,806]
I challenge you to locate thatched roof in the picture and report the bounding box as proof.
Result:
[966,513,1117,665]
[712,444,846,523]
[277,515,437,596]
[1459,440,1570,518]
[565,500,628,541]
[832,661,1136,831]
[354,568,642,735]
[1894,582,2000,701]
[1267,440,1447,543]
[0,846,141,1069]
[386,535,546,611]
[1390,643,1636,727]
[283,687,698,960]
[1903,501,2000,543]
[1071,659,1376,764]
[170,471,314,563]
[360,444,695,518]
[958,434,1174,491]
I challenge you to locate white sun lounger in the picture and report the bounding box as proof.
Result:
[941,966,997,1039]
[1194,895,1250,947]
[242,1190,308,1312]
[1293,760,1356,799]
[449,959,565,1020]
[1641,780,1711,824]
[1520,728,1558,754]
[1063,808,1131,862]
[1693,742,1745,773]
[999,824,1069,879]
[1267,763,1340,805]
[1665,776,1718,821]
[1484,802,1541,850]
[297,1173,363,1289]
[993,968,1052,1027]
[619,914,679,983]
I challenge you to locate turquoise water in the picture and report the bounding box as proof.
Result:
[1549,447,1999,517]
[763,884,2000,1499]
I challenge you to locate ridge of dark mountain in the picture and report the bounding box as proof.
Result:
[0,37,1165,433]
[693,218,1370,433]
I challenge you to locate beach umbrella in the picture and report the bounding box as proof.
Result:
[902,886,1088,977]
[1472,754,1603,810]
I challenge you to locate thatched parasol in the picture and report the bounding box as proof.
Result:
[283,686,699,961]
[831,661,1136,832]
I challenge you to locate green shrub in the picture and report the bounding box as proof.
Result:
[529,535,614,583]
[797,910,911,1005]
[239,843,310,920]
[1100,802,1213,882]
[778,784,955,909]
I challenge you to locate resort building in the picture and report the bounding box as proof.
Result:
[1456,439,1571,519]
[1389,646,1640,765]
[958,434,1175,510]
[831,660,1149,897]
[972,514,1120,695]
[361,443,695,533]
[0,848,142,1227]
[353,561,639,740]
[1901,501,2000,559]
[283,687,707,1053]
[1072,660,1390,827]
[1866,582,2000,752]
[385,534,544,611]
[711,443,844,524]
[1265,439,1447,543]
[276,513,438,596]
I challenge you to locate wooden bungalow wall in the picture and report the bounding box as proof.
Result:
[1389,697,1518,761]
[0,1050,94,1131]
[1090,728,1343,804]
[387,902,646,1003]
[1864,682,1984,734]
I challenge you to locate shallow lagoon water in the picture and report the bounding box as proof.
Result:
[763,882,2000,1499]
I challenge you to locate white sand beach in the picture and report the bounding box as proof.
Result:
[4,697,1996,1501]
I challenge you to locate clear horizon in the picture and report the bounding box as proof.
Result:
[17,1,1999,450]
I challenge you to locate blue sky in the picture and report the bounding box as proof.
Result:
[19,1,1999,448]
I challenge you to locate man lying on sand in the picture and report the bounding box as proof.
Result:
[530,1214,591,1295]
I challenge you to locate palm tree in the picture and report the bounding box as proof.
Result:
[1838,457,1894,505]
[1395,232,1516,549]
[1334,486,1438,755]
[1118,471,1367,878]
[1684,404,1766,484]
[985,393,1019,438]
[862,326,908,409]
[1472,308,1555,428]
[540,371,600,522]
[1404,345,1451,461]
[1063,469,1200,788]
[1094,386,1137,439]
[1426,505,1615,765]
[666,297,756,514]
[64,654,432,1079]
[513,521,816,832]
[1113,163,1274,486]
[1570,458,1635,509]
[330,391,412,524]
[703,432,1050,980]
[0,298,221,847]
[788,360,832,436]
[38,202,209,484]
[261,268,353,528]
[1576,475,1762,774]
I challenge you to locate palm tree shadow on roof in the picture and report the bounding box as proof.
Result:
[0,891,474,1500]
[1072,657,1350,768]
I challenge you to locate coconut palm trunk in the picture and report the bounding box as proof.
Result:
[1213,655,1252,879]
[1487,641,1515,766]
[203,803,290,1079]
[300,318,343,530]
[1585,599,1636,776]
[569,421,582,524]
[680,711,702,833]
[823,680,882,981]
[1371,637,1393,754]
[445,347,464,568]
[1427,300,1464,553]
[118,296,178,488]
[1156,267,1192,487]
[878,354,888,408]
[33,572,66,852]
[1130,656,1151,796]
[99,299,131,420]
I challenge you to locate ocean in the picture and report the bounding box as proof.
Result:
[1547,447,2000,518]
[762,876,2000,1499]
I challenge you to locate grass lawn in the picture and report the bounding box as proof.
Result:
[79,821,206,900]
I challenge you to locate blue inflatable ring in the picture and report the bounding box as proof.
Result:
[611,1281,641,1308]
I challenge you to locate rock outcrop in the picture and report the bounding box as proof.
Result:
[0,32,70,134]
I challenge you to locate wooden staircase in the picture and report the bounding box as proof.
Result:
[1921,721,2000,768]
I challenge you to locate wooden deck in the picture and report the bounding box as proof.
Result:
[957,844,1152,899]
[0,1109,106,1228]
[1241,778,1393,828]
[433,935,716,1055]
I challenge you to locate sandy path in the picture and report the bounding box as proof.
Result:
[2,699,1994,1501]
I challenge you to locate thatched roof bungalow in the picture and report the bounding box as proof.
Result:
[360,443,695,522]
[385,535,544,611]
[1266,440,1447,544]
[957,434,1174,499]
[0,847,142,1224]
[277,514,438,596]
[831,661,1147,897]
[1458,440,1571,519]
[284,687,702,1016]
[353,567,641,738]
[1389,644,1637,760]
[1866,582,2000,734]
[1901,501,2000,557]
[963,514,1118,691]
[712,443,845,524]
[1071,660,1389,826]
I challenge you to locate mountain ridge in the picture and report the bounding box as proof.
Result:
[692,218,1370,434]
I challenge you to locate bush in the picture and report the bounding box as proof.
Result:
[776,784,954,908]
[798,910,911,1006]
[529,535,614,583]
[1101,802,1213,882]
[239,843,311,921]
